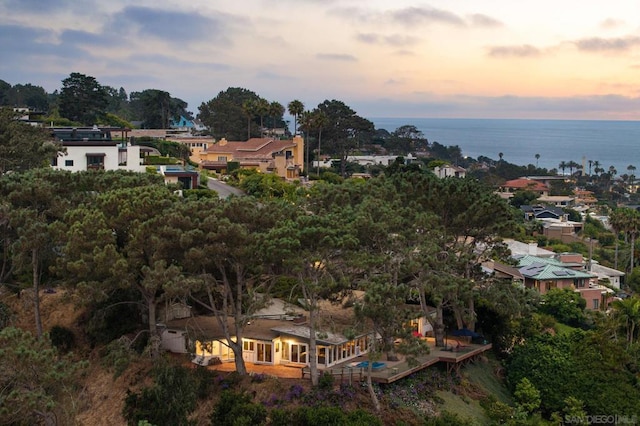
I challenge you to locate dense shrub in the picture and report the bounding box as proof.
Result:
[49,325,75,352]
[123,363,199,426]
[210,390,267,426]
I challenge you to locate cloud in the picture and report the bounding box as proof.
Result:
[388,6,465,27]
[2,0,75,14]
[113,6,231,44]
[487,44,541,58]
[355,32,418,47]
[599,18,625,29]
[316,53,357,61]
[574,36,640,52]
[328,5,464,27]
[468,14,503,28]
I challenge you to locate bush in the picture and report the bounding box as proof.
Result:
[0,302,11,330]
[49,325,75,352]
[123,363,198,426]
[318,371,335,390]
[210,391,267,426]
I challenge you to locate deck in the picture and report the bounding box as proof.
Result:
[302,338,492,384]
[202,338,492,384]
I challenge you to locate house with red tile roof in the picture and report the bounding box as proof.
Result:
[498,178,549,199]
[199,136,304,179]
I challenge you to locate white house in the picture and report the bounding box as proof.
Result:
[433,164,466,179]
[51,126,144,172]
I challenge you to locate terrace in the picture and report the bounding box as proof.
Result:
[203,337,492,384]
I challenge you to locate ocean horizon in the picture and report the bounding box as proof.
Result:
[369,117,640,176]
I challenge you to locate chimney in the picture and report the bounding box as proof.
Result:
[528,242,538,255]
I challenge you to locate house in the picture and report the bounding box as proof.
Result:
[312,155,418,170]
[433,164,466,179]
[521,205,567,221]
[536,195,575,208]
[165,136,215,164]
[513,254,612,310]
[589,261,625,290]
[161,296,434,368]
[503,239,555,258]
[50,126,144,172]
[498,178,549,199]
[161,297,376,368]
[154,165,200,190]
[200,136,304,179]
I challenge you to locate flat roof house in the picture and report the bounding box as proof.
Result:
[51,126,144,172]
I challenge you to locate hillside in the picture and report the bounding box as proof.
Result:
[1,288,511,425]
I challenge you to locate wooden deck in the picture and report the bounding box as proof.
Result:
[200,338,492,384]
[302,339,493,384]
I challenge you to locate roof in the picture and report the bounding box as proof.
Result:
[518,262,595,280]
[503,239,555,257]
[590,262,625,277]
[501,178,548,191]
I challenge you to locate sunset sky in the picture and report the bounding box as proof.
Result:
[1,0,639,120]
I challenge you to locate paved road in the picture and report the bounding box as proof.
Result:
[206,177,245,199]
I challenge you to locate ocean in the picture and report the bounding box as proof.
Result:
[369,118,640,175]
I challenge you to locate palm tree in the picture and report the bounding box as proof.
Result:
[299,110,313,176]
[611,296,640,348]
[312,110,329,177]
[255,98,270,137]
[498,152,504,162]
[610,209,626,270]
[269,101,285,135]
[241,100,256,140]
[535,153,540,168]
[287,100,304,136]
[588,159,593,176]
[593,160,601,176]
[627,164,636,190]
[559,161,567,175]
[567,161,578,176]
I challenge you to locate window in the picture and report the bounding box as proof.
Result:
[243,341,254,351]
[285,150,293,159]
[51,157,58,167]
[218,156,227,162]
[65,159,74,167]
[593,299,599,310]
[86,154,105,170]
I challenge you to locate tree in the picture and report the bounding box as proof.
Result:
[242,99,257,140]
[5,83,50,111]
[535,153,540,168]
[182,197,291,375]
[129,89,189,129]
[198,87,263,140]
[271,193,358,386]
[316,100,374,177]
[58,72,108,125]
[268,101,285,134]
[611,296,640,348]
[0,107,61,174]
[558,161,567,175]
[390,171,515,346]
[0,327,86,425]
[287,99,304,135]
[539,288,586,327]
[57,184,184,354]
[514,377,541,414]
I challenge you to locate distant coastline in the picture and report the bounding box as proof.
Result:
[369,117,640,175]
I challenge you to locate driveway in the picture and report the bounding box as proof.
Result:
[207,177,245,199]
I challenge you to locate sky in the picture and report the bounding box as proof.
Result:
[1,0,640,121]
